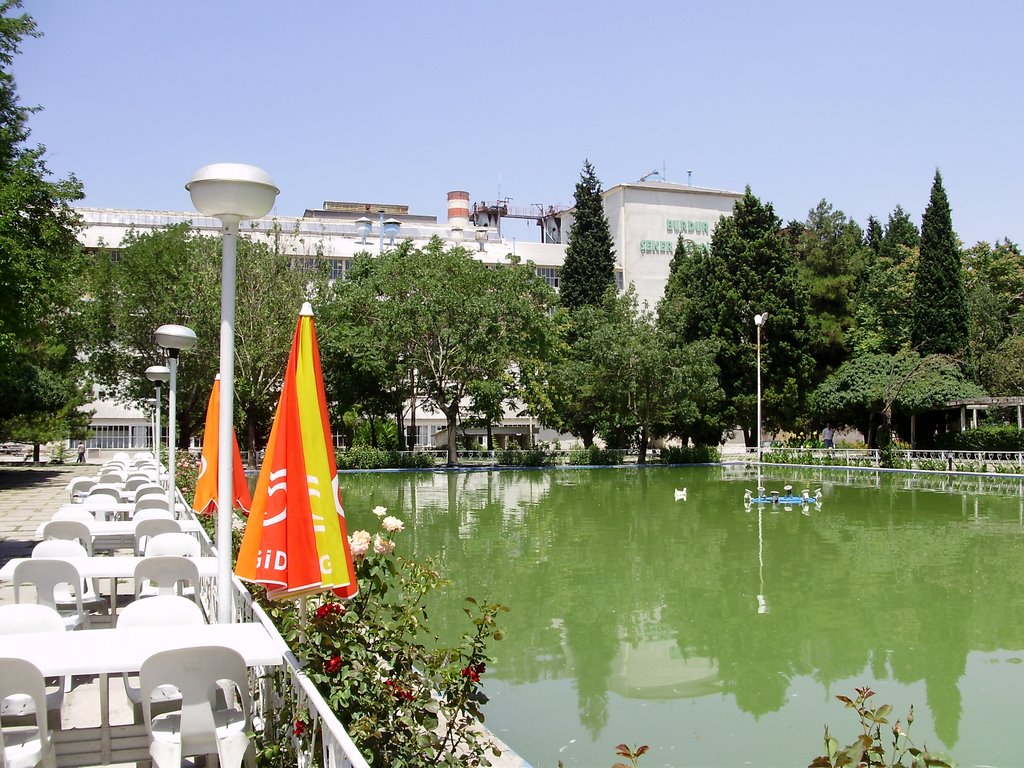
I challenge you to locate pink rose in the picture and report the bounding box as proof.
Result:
[382,515,404,533]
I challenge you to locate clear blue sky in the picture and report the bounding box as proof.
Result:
[14,0,1024,247]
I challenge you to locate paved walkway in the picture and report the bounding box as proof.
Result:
[0,463,135,746]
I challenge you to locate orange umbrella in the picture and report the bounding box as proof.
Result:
[192,375,253,516]
[234,303,358,601]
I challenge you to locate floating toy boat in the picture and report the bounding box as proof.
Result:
[744,485,822,505]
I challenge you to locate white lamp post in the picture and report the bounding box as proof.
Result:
[144,365,170,470]
[754,312,768,463]
[155,325,196,517]
[187,163,278,624]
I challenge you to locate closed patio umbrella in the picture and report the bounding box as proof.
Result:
[234,303,358,601]
[192,375,252,516]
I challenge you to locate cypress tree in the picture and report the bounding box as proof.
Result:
[864,216,883,256]
[559,160,616,310]
[911,170,968,355]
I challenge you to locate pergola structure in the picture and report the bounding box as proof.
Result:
[944,396,1024,431]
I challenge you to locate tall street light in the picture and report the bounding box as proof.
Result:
[754,312,768,463]
[154,325,197,517]
[144,365,170,471]
[187,163,278,624]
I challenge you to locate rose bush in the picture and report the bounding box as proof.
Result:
[258,508,507,767]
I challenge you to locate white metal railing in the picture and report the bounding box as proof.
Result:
[752,446,1024,473]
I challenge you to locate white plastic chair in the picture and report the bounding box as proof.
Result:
[13,560,93,630]
[132,507,174,524]
[0,605,67,730]
[134,484,166,501]
[134,556,200,602]
[51,507,96,524]
[97,470,127,485]
[88,484,124,502]
[134,496,172,515]
[134,519,181,556]
[119,594,208,724]
[140,645,254,768]
[144,533,201,559]
[65,476,96,502]
[0,657,57,768]
[123,476,149,494]
[29,540,109,626]
[132,452,155,462]
[40,520,94,556]
[75,494,123,524]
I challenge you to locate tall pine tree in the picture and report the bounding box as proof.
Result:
[911,170,968,355]
[559,160,615,310]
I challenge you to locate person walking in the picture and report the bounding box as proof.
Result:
[76,442,86,463]
[821,425,834,449]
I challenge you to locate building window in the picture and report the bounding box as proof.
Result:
[87,425,132,450]
[329,258,351,281]
[614,270,624,291]
[294,256,319,273]
[535,266,560,289]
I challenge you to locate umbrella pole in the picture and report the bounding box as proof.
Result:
[298,596,307,643]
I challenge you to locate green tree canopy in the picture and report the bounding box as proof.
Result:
[788,199,868,385]
[319,238,557,465]
[661,187,812,444]
[962,238,1024,392]
[0,1,87,440]
[561,288,722,460]
[809,351,984,446]
[849,205,919,355]
[83,223,318,453]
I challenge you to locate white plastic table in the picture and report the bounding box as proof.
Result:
[0,622,285,676]
[0,622,285,766]
[0,555,218,615]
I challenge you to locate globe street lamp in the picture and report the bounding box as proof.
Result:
[144,365,170,471]
[187,163,278,623]
[154,325,197,518]
[754,312,768,463]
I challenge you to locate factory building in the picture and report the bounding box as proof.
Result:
[75,179,741,455]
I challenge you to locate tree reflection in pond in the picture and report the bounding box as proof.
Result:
[339,466,1024,767]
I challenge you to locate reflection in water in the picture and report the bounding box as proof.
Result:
[338,467,1024,767]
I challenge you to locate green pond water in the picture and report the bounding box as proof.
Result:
[335,465,1024,767]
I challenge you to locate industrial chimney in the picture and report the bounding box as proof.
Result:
[447,190,470,231]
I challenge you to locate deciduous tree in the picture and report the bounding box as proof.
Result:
[320,238,557,465]
[0,1,87,440]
